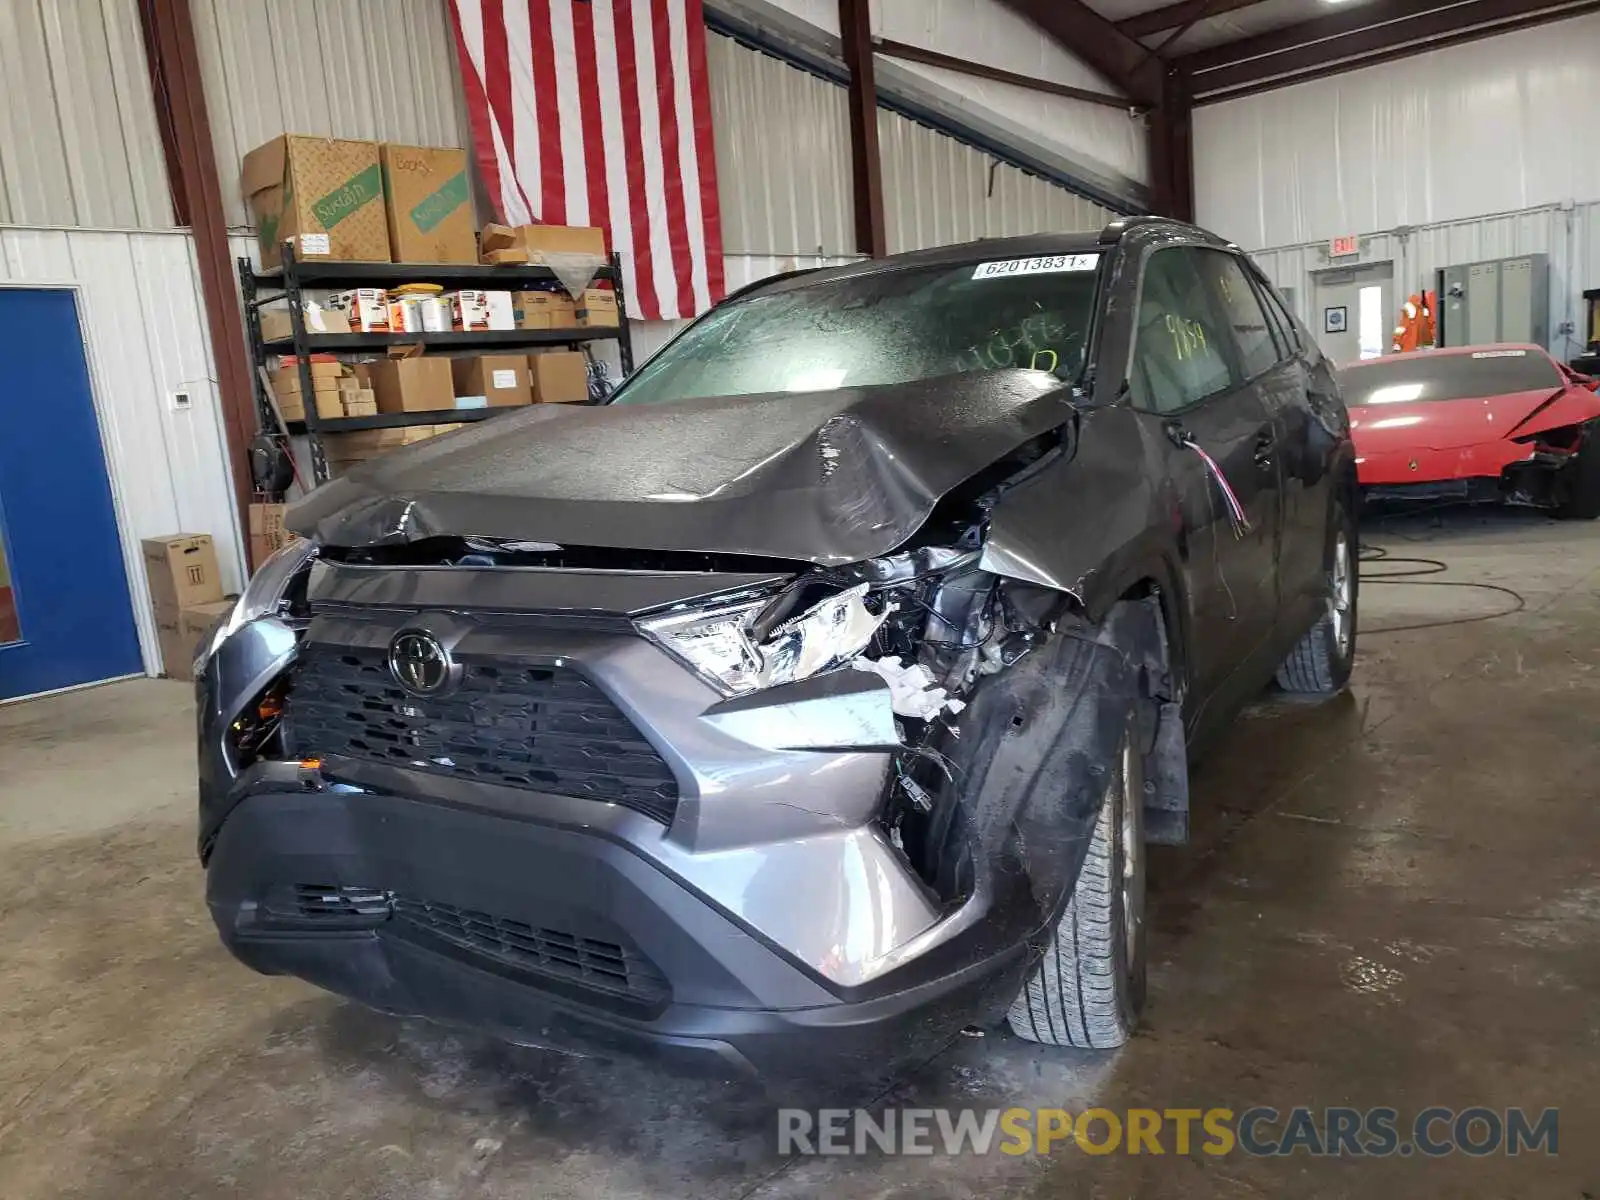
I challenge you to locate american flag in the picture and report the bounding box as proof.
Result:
[447,0,726,322]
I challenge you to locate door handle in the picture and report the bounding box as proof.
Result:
[1253,428,1276,468]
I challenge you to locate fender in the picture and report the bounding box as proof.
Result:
[981,404,1194,696]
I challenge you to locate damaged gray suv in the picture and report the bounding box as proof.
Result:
[198,217,1356,1081]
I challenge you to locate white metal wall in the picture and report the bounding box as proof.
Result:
[872,0,1147,187]
[0,229,244,676]
[192,0,470,228]
[0,0,173,227]
[709,33,855,257]
[1194,12,1600,251]
[878,107,1118,254]
[1248,203,1600,361]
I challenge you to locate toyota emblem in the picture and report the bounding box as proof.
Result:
[388,630,457,696]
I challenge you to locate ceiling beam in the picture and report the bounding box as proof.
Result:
[1191,0,1600,100]
[996,0,1163,106]
[1183,0,1590,95]
[873,38,1139,109]
[1117,0,1270,40]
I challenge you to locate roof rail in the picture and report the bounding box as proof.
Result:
[1097,214,1172,244]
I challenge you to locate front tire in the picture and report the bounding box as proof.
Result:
[1007,708,1147,1050]
[1276,494,1357,695]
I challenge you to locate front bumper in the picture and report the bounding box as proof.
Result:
[207,768,1028,1081]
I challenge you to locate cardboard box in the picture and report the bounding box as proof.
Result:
[513,289,577,330]
[142,534,222,620]
[381,144,476,264]
[158,599,234,682]
[483,247,529,265]
[577,287,620,328]
[272,357,347,418]
[452,355,532,408]
[369,356,454,413]
[330,288,390,332]
[248,503,291,567]
[271,358,344,389]
[241,135,391,269]
[337,378,379,416]
[530,351,589,404]
[484,223,607,264]
[259,303,350,342]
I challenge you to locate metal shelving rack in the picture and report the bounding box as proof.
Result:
[239,244,635,483]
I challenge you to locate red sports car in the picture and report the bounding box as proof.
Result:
[1343,344,1600,517]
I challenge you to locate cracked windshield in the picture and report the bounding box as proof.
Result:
[611,254,1101,405]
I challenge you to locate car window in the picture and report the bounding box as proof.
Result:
[1129,247,1234,414]
[610,254,1102,405]
[1340,348,1563,405]
[1201,250,1280,379]
[1246,265,1300,359]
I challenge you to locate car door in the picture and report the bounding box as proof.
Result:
[1244,260,1342,636]
[1126,245,1284,722]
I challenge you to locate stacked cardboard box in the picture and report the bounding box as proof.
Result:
[248,502,296,566]
[142,534,230,681]
[480,223,607,265]
[243,136,391,269]
[272,357,348,421]
[577,287,620,327]
[513,289,577,329]
[368,355,454,412]
[258,303,349,342]
[451,355,533,407]
[529,351,589,403]
[381,144,476,264]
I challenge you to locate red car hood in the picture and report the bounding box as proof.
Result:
[1350,387,1596,453]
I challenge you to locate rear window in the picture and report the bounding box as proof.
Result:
[1341,349,1561,406]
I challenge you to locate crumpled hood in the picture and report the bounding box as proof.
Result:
[290,369,1076,565]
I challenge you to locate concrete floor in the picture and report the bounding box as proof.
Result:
[2,508,1597,1198]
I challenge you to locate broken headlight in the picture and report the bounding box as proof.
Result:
[198,538,319,671]
[639,583,886,697]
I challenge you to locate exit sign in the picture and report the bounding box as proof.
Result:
[1330,234,1361,257]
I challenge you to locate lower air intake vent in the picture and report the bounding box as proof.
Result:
[258,884,394,927]
[390,896,670,1005]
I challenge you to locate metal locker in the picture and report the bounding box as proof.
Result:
[1467,263,1499,345]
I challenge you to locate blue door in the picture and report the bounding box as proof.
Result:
[0,290,142,700]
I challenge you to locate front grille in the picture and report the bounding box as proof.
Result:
[283,644,679,823]
[390,896,670,1004]
[258,883,394,927]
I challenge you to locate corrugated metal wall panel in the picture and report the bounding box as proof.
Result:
[0,0,173,228]
[194,0,470,228]
[879,108,1116,254]
[0,229,243,675]
[708,33,854,257]
[1194,12,1600,250]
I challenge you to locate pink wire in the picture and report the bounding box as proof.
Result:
[1184,440,1252,536]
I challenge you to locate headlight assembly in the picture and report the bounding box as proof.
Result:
[198,538,319,671]
[639,583,887,697]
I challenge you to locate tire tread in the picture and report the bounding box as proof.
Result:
[1006,784,1129,1049]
